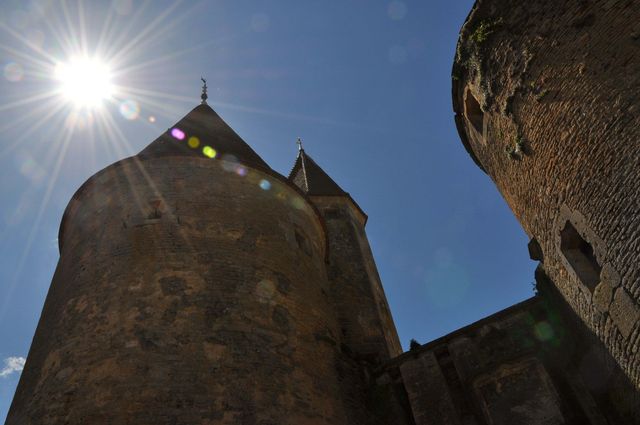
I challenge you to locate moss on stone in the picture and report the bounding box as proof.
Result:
[470,18,504,45]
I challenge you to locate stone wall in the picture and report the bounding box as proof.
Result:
[452,0,640,387]
[7,156,356,424]
[375,277,640,424]
[309,195,402,364]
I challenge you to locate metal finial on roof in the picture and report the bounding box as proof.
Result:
[200,77,208,104]
[296,137,309,191]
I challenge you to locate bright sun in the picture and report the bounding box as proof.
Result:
[55,57,114,109]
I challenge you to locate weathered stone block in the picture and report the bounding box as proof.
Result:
[473,358,564,425]
[610,288,640,339]
[528,238,544,262]
[592,280,613,313]
[600,263,621,288]
[399,352,461,425]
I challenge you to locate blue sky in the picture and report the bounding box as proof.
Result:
[0,0,535,419]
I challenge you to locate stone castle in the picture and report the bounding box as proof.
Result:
[6,0,640,423]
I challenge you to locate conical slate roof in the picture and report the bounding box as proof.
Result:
[138,103,270,171]
[288,149,346,196]
[288,148,368,223]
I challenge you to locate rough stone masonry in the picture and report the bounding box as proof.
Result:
[6,0,640,423]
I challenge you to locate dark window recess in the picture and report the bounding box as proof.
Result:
[560,221,602,292]
[146,200,163,220]
[147,209,162,219]
[295,229,312,257]
[464,88,484,135]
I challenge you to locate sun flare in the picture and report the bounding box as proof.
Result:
[54,57,114,109]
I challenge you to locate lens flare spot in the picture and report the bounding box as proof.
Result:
[148,115,156,123]
[188,136,200,148]
[171,127,185,140]
[534,321,555,342]
[235,166,247,176]
[16,151,46,184]
[291,197,305,210]
[388,1,407,20]
[119,99,140,120]
[255,279,275,303]
[222,154,238,171]
[202,146,217,158]
[4,62,24,82]
[423,264,470,309]
[259,179,271,190]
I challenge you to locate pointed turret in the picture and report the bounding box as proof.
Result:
[288,147,346,196]
[287,145,402,363]
[138,103,270,171]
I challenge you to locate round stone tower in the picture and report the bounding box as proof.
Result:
[6,104,354,423]
[452,0,640,387]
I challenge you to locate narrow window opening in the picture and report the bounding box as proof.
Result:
[464,88,484,136]
[560,221,602,292]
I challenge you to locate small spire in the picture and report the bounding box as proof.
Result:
[200,77,208,104]
[296,137,309,192]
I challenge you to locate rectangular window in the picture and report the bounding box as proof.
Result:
[560,221,602,292]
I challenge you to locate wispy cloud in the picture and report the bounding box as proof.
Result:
[0,356,26,378]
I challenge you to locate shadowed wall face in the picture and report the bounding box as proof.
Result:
[7,156,354,424]
[311,196,402,364]
[376,280,640,425]
[452,0,640,387]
